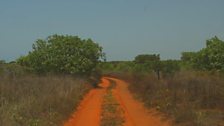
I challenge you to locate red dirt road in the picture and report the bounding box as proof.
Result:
[63,78,109,126]
[107,77,171,126]
[63,77,171,126]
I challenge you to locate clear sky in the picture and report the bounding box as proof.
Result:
[1,0,224,61]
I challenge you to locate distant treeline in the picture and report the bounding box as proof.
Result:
[100,36,224,78]
[1,36,223,76]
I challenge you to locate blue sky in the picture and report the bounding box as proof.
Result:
[1,0,224,61]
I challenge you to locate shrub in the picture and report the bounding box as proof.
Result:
[181,36,224,71]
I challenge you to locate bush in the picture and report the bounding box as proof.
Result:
[181,36,224,71]
[17,34,104,75]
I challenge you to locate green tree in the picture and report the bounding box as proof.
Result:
[134,54,160,64]
[181,52,197,69]
[134,54,161,79]
[181,52,197,62]
[193,36,224,71]
[18,34,104,74]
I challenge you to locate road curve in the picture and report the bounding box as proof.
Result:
[106,77,171,126]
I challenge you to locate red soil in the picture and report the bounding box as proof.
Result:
[63,77,171,126]
[63,78,109,126]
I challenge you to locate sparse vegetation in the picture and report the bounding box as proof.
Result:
[124,71,224,126]
[1,34,103,126]
[101,37,224,126]
[1,34,224,126]
[0,66,91,126]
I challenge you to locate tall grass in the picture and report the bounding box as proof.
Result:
[0,71,91,126]
[113,71,224,126]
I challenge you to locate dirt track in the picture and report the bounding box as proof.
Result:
[63,77,171,126]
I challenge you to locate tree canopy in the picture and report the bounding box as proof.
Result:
[17,34,105,74]
[181,36,224,71]
[134,54,160,64]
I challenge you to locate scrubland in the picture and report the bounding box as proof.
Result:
[0,64,91,126]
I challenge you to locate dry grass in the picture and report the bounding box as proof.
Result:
[0,73,91,126]
[113,71,224,126]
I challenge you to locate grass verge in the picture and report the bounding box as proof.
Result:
[0,73,91,126]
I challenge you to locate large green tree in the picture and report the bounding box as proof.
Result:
[181,36,224,71]
[18,34,104,74]
[193,36,224,71]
